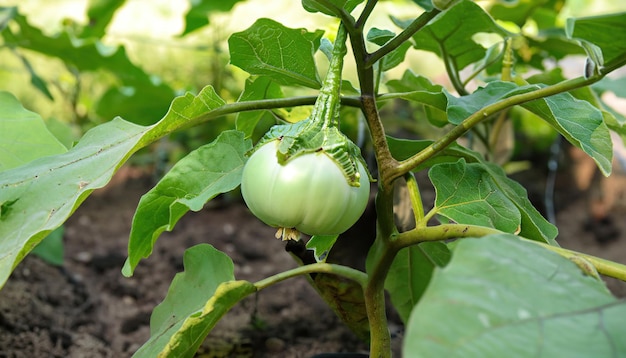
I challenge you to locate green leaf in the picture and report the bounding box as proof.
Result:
[0,91,67,172]
[404,234,626,357]
[412,1,508,71]
[386,242,450,323]
[365,27,411,71]
[235,76,283,138]
[228,18,323,89]
[180,0,245,36]
[429,159,521,233]
[133,244,255,358]
[481,162,558,244]
[30,226,64,266]
[566,12,626,68]
[445,80,613,176]
[123,130,252,277]
[521,88,613,176]
[302,0,364,16]
[306,235,339,262]
[385,71,447,126]
[445,81,520,125]
[1,9,175,124]
[0,85,227,290]
[80,0,126,38]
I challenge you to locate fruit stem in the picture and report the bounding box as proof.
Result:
[309,23,348,130]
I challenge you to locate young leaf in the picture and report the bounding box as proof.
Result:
[133,244,255,358]
[412,1,508,71]
[228,18,323,89]
[0,85,227,290]
[366,28,411,72]
[386,242,451,323]
[404,234,626,357]
[0,91,67,171]
[429,159,521,233]
[123,130,252,277]
[306,235,339,262]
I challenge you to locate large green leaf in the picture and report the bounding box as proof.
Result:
[386,242,450,323]
[0,8,175,124]
[133,244,255,358]
[0,85,226,289]
[123,130,251,276]
[228,18,323,89]
[412,0,508,71]
[567,12,626,68]
[404,234,626,357]
[0,92,67,172]
[445,80,613,176]
[429,159,557,244]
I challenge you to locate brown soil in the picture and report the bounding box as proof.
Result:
[1,164,625,358]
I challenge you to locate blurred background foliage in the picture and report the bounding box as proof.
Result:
[1,0,625,170]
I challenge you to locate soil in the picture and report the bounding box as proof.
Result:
[1,162,626,358]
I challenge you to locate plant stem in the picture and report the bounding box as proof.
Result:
[393,224,502,249]
[356,0,378,29]
[391,74,599,181]
[525,240,626,282]
[393,223,626,282]
[175,95,362,132]
[254,262,367,291]
[365,240,398,358]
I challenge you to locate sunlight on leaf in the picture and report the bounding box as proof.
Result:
[228,18,323,89]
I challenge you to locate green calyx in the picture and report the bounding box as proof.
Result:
[251,23,369,187]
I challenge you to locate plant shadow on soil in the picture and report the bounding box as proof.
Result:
[1,164,626,358]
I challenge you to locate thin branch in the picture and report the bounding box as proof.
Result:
[389,71,609,181]
[254,262,368,290]
[356,0,378,29]
[365,9,441,69]
[183,95,362,131]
